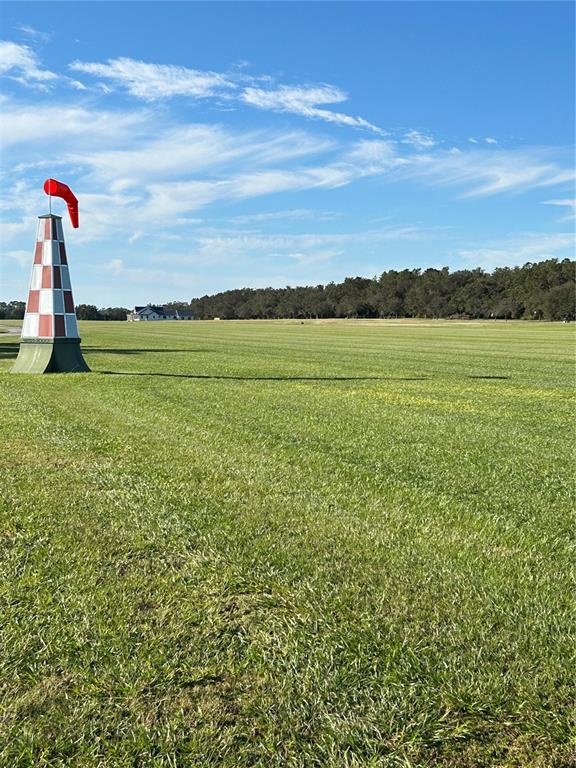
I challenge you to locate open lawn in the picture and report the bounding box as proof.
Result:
[0,319,574,767]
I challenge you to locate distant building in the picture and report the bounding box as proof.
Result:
[126,305,194,321]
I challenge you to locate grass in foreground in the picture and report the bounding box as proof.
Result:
[0,319,574,767]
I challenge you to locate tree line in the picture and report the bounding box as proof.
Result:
[0,302,129,321]
[189,259,575,321]
[75,306,130,321]
[2,259,573,322]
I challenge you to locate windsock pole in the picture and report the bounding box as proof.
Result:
[12,180,90,373]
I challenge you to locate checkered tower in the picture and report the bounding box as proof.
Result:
[12,213,90,373]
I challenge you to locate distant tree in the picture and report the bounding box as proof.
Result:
[1,301,26,320]
[165,301,193,312]
[375,270,406,317]
[546,283,575,321]
[76,304,102,320]
[404,268,450,318]
[448,269,493,318]
[99,307,130,321]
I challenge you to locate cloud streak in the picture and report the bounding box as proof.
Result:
[403,147,575,197]
[69,56,382,133]
[456,231,575,270]
[542,197,576,222]
[15,25,52,43]
[231,209,341,224]
[0,40,57,87]
[401,130,436,148]
[0,102,149,148]
[71,57,232,100]
[0,42,382,135]
[153,226,427,270]
[241,84,383,134]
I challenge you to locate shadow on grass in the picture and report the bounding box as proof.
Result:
[85,348,213,355]
[468,375,509,380]
[0,343,19,359]
[100,370,429,382]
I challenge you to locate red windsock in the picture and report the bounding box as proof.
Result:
[43,178,79,228]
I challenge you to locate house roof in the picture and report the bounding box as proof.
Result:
[134,304,176,316]
[149,305,170,315]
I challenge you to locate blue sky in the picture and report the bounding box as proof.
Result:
[1,1,574,307]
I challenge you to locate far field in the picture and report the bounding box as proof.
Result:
[0,319,574,767]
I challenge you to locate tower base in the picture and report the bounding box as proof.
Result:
[12,338,90,373]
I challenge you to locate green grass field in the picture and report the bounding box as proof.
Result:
[0,319,574,767]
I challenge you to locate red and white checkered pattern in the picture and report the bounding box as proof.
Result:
[21,215,79,340]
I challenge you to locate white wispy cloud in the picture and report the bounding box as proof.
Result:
[542,197,576,222]
[0,219,31,245]
[155,225,427,268]
[231,209,340,224]
[0,101,149,147]
[485,137,498,145]
[456,231,575,270]
[70,57,233,100]
[130,160,360,225]
[403,146,575,197]
[69,79,88,91]
[69,54,381,133]
[285,249,343,266]
[3,249,30,268]
[15,24,52,43]
[401,130,436,148]
[62,155,358,241]
[201,143,385,220]
[542,198,575,209]
[99,259,200,297]
[69,125,334,186]
[329,140,574,198]
[0,40,57,87]
[241,84,383,133]
[342,139,403,175]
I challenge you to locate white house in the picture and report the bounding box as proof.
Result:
[127,305,193,321]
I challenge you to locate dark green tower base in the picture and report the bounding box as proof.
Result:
[12,338,90,373]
